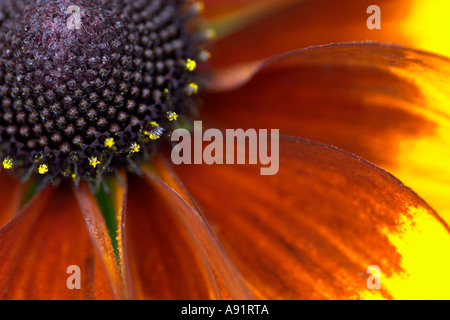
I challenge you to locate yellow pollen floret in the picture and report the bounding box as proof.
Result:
[104,137,115,148]
[143,122,164,140]
[204,28,216,41]
[130,142,141,153]
[34,153,43,162]
[144,130,161,140]
[149,132,160,140]
[199,50,211,62]
[38,164,48,175]
[185,58,197,71]
[2,157,13,170]
[167,111,179,121]
[186,82,199,96]
[164,88,173,105]
[89,157,101,168]
[192,2,205,14]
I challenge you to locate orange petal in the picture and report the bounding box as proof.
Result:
[110,171,135,299]
[124,171,253,299]
[203,0,302,39]
[0,184,115,299]
[203,0,262,16]
[203,0,274,20]
[0,172,23,229]
[171,137,450,299]
[201,42,450,223]
[73,182,125,299]
[207,0,430,68]
[147,156,255,299]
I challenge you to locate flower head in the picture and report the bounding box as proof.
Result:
[0,0,449,301]
[0,0,204,185]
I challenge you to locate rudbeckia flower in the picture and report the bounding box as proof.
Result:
[0,0,449,300]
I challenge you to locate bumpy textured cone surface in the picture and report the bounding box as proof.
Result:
[0,0,199,184]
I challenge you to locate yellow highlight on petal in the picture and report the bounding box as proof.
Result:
[403,0,450,58]
[38,164,48,175]
[395,117,450,224]
[359,206,450,300]
[2,157,13,170]
[383,54,450,224]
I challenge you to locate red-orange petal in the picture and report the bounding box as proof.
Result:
[147,157,255,299]
[124,175,208,299]
[123,166,251,299]
[203,0,301,39]
[123,169,253,299]
[73,182,125,299]
[201,42,450,223]
[171,137,450,299]
[207,0,428,68]
[0,172,23,229]
[110,171,135,299]
[0,184,115,299]
[203,0,273,20]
